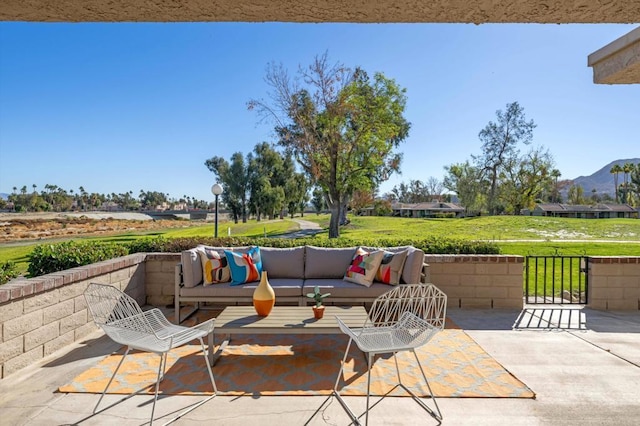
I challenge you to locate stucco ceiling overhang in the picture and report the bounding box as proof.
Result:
[1,0,639,83]
[588,27,640,84]
[1,0,639,24]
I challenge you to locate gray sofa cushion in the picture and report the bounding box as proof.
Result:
[303,279,392,299]
[401,247,425,284]
[180,278,304,298]
[260,246,305,278]
[181,248,202,288]
[304,246,356,279]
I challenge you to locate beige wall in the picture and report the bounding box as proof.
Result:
[425,255,525,309]
[588,257,640,310]
[0,254,146,379]
[145,253,181,306]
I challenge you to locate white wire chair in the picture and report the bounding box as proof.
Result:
[83,283,216,425]
[333,283,447,425]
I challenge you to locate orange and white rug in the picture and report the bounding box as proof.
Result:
[59,331,534,398]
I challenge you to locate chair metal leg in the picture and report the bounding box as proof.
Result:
[332,338,361,425]
[159,352,168,382]
[94,347,130,413]
[364,352,373,426]
[393,352,402,384]
[149,353,164,425]
[333,338,352,391]
[200,338,217,393]
[159,338,218,426]
[410,349,443,421]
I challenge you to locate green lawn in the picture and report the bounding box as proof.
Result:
[0,219,299,274]
[1,214,639,276]
[303,214,640,242]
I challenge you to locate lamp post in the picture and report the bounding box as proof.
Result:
[211,183,223,238]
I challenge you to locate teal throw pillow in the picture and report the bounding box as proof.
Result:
[224,246,263,286]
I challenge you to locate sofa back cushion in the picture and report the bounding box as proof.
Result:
[260,246,305,278]
[181,248,203,288]
[401,247,425,284]
[305,246,356,279]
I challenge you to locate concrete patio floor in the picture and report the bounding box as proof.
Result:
[1,306,639,425]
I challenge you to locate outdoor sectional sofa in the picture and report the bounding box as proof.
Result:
[175,245,428,323]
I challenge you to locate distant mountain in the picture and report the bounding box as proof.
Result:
[0,193,8,200]
[570,158,640,196]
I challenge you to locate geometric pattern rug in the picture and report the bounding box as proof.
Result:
[59,330,535,398]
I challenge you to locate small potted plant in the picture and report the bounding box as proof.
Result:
[306,285,331,319]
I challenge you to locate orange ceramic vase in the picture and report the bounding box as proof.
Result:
[253,271,275,316]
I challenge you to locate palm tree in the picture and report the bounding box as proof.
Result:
[550,168,561,202]
[622,162,634,204]
[610,164,622,203]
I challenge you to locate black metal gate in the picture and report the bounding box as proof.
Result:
[525,256,589,304]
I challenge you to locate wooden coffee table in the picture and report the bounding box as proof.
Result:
[210,306,368,364]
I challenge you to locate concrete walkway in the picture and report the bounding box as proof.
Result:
[278,218,324,238]
[1,307,639,425]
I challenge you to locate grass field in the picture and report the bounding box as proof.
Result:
[1,214,639,276]
[0,218,299,274]
[302,215,640,255]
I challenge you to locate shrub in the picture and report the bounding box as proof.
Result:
[126,236,172,253]
[27,241,129,277]
[25,235,499,278]
[0,261,20,285]
[131,236,500,255]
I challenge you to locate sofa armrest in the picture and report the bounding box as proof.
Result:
[421,262,430,284]
[174,263,183,324]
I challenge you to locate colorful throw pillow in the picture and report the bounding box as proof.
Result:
[375,249,409,285]
[199,248,231,285]
[224,246,262,286]
[344,247,384,287]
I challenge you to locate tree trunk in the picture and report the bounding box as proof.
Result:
[339,202,349,225]
[328,204,340,238]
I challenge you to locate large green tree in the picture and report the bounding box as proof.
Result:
[443,161,487,215]
[498,146,555,214]
[249,53,410,238]
[248,142,287,221]
[205,152,251,223]
[474,102,536,215]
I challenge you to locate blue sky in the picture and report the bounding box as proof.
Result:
[1,23,638,202]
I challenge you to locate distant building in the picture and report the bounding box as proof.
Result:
[522,203,637,219]
[361,202,465,218]
[100,201,122,212]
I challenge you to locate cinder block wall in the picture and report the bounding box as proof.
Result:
[3,252,638,379]
[0,254,146,379]
[588,257,640,310]
[145,253,180,306]
[425,255,525,309]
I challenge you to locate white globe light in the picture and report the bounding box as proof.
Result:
[211,183,223,196]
